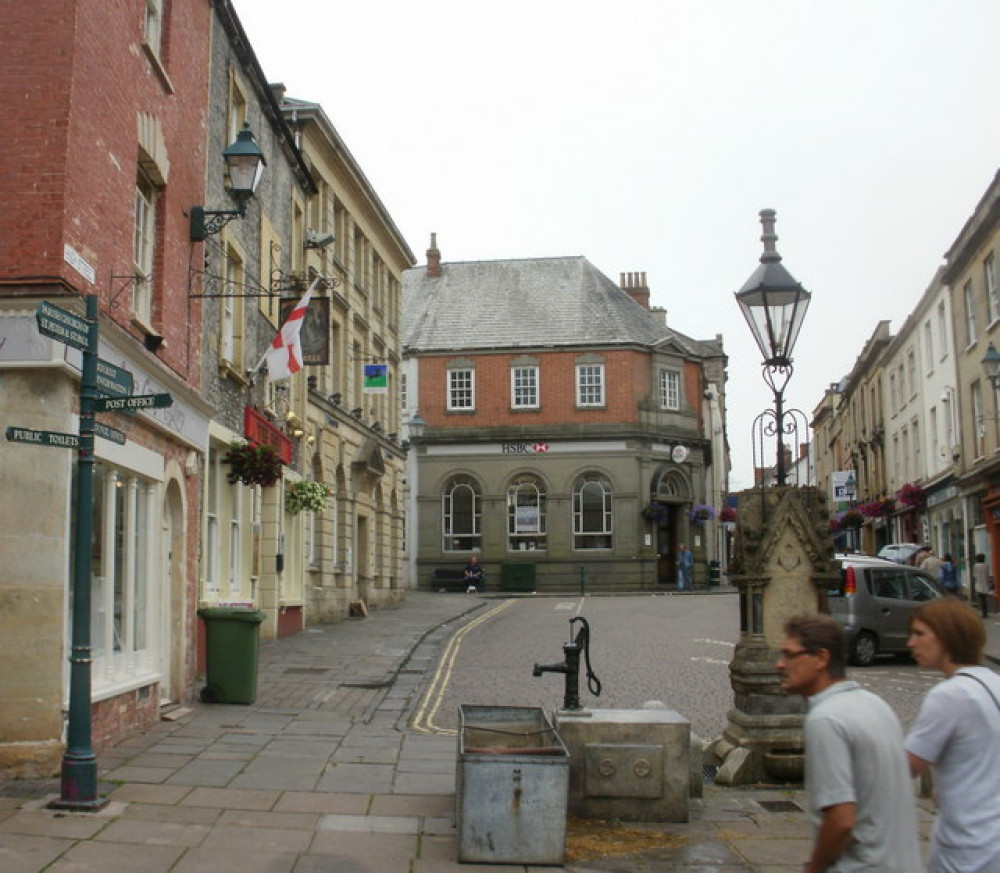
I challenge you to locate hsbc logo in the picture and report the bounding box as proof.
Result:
[501,442,551,454]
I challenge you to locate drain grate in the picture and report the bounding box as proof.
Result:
[757,800,803,813]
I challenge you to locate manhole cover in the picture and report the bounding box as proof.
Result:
[757,800,802,813]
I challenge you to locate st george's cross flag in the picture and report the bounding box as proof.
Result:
[259,279,318,382]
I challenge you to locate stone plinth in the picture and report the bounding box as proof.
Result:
[556,707,690,822]
[715,486,838,785]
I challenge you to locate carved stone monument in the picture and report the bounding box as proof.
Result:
[713,485,838,785]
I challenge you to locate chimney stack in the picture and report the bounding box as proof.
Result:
[619,271,651,310]
[426,233,441,278]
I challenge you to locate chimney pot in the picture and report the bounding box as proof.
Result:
[426,233,441,278]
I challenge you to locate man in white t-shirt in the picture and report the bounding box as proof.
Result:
[777,614,921,873]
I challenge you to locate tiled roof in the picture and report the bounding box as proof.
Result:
[403,256,719,357]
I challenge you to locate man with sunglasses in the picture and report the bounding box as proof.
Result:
[777,614,921,873]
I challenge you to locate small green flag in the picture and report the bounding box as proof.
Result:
[364,364,388,394]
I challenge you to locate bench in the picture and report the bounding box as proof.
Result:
[431,566,476,592]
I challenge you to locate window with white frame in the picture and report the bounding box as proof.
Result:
[929,407,938,465]
[507,474,547,551]
[511,366,539,409]
[987,252,999,325]
[907,350,916,398]
[573,474,613,550]
[442,475,481,551]
[576,363,605,407]
[88,462,157,691]
[229,481,242,597]
[912,417,921,477]
[659,369,681,410]
[965,280,977,347]
[924,321,934,373]
[144,0,163,58]
[889,372,897,414]
[205,450,221,594]
[133,165,157,324]
[448,368,475,410]
[972,381,985,458]
[221,246,245,368]
[938,300,949,359]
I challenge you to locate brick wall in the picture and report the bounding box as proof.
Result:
[91,684,161,753]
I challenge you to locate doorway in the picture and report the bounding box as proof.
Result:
[656,507,678,585]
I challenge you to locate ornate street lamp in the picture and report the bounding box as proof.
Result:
[735,209,811,486]
[190,122,266,240]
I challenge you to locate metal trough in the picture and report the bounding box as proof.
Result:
[457,705,570,865]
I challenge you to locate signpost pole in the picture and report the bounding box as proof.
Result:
[52,294,106,810]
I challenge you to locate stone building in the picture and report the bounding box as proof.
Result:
[403,243,729,592]
[277,94,415,619]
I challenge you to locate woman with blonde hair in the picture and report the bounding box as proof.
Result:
[906,597,1000,872]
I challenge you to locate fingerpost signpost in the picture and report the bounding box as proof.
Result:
[9,297,173,810]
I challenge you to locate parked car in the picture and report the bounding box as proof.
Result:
[877,543,924,565]
[828,553,944,666]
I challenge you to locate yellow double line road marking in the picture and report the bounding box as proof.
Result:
[411,599,516,735]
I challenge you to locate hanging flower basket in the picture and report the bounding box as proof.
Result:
[641,501,670,523]
[897,482,926,509]
[837,509,864,530]
[286,480,333,515]
[689,503,717,524]
[222,441,283,488]
[858,498,894,519]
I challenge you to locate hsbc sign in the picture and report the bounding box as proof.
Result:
[501,441,550,454]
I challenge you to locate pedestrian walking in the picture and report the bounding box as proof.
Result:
[939,553,959,596]
[776,614,921,873]
[677,544,694,591]
[972,554,991,618]
[920,548,943,580]
[906,598,1000,873]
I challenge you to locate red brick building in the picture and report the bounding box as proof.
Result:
[403,246,730,592]
[0,0,213,774]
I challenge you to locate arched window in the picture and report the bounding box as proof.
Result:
[442,475,481,552]
[507,474,546,551]
[574,474,613,550]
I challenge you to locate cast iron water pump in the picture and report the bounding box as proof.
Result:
[532,616,602,710]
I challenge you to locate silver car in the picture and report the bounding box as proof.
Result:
[828,553,944,666]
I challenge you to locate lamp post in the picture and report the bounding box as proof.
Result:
[190,122,266,240]
[981,341,1000,445]
[735,209,811,486]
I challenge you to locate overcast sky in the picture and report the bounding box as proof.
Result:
[234,0,1000,490]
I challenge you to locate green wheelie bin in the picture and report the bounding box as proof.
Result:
[197,607,265,704]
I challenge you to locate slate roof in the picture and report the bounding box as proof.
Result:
[403,256,721,358]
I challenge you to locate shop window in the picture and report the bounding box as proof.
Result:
[443,475,481,551]
[507,474,546,551]
[573,474,613,550]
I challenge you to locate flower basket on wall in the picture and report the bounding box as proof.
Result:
[897,482,926,509]
[222,441,283,488]
[286,480,332,515]
[689,504,717,524]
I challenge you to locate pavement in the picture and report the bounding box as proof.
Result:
[3,587,997,872]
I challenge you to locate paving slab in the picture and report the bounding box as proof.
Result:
[0,833,74,873]
[44,840,184,873]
